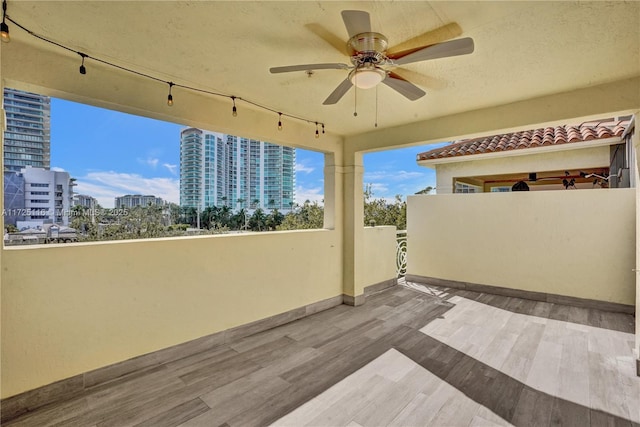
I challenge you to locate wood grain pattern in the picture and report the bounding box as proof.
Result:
[3,284,637,427]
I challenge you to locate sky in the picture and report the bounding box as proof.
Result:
[50,98,444,208]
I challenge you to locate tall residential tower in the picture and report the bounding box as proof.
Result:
[3,88,51,172]
[179,128,295,211]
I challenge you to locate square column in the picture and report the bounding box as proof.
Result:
[342,151,365,305]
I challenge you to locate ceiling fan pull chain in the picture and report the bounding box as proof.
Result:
[375,85,378,128]
[353,72,358,117]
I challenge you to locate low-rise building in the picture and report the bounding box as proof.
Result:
[73,194,97,209]
[115,194,165,209]
[4,166,75,226]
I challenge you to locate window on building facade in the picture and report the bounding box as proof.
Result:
[455,182,482,193]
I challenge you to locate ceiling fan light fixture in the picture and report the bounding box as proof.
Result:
[350,67,386,89]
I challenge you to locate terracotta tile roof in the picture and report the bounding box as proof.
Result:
[417,118,631,161]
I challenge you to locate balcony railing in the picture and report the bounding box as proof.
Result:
[396,230,407,278]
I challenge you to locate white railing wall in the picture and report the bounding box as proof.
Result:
[1,230,342,398]
[407,190,636,306]
[362,226,398,287]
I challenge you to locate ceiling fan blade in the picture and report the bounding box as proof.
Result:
[387,22,463,56]
[394,37,475,66]
[270,63,350,74]
[323,79,353,105]
[341,10,371,38]
[382,73,426,101]
[393,67,447,90]
[305,23,348,55]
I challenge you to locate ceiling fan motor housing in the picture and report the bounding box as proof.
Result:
[347,32,389,65]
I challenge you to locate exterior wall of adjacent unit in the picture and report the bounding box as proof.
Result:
[427,145,611,194]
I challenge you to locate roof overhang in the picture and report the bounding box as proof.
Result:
[417,135,623,168]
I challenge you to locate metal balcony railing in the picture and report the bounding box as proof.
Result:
[396,230,407,278]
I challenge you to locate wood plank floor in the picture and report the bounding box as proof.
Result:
[4,283,637,427]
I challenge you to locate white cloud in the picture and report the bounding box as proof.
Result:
[367,182,389,195]
[163,163,178,175]
[74,171,179,207]
[138,157,159,168]
[295,185,323,205]
[50,166,67,172]
[364,170,425,182]
[295,162,315,174]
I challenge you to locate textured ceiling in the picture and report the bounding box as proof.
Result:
[6,1,640,136]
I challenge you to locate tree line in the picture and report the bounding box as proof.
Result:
[69,186,432,241]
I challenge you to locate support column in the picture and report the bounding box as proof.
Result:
[632,115,640,376]
[323,153,342,231]
[342,150,365,306]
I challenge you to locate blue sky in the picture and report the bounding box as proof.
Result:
[50,98,442,208]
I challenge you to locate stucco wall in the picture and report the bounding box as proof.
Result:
[362,226,397,288]
[407,189,635,305]
[432,144,611,193]
[1,230,341,398]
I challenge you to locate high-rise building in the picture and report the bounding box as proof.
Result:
[179,128,295,211]
[3,88,51,172]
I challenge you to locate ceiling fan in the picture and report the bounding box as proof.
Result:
[269,10,474,105]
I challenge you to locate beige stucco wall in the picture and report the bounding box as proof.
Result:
[407,189,635,305]
[0,230,342,398]
[362,226,397,288]
[633,126,640,364]
[431,144,611,193]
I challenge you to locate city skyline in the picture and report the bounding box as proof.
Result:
[46,97,439,208]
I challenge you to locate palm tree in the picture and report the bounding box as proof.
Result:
[266,209,284,230]
[251,198,260,209]
[249,208,267,231]
[219,205,232,228]
[201,206,216,229]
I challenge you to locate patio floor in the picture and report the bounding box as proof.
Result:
[4,282,638,427]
